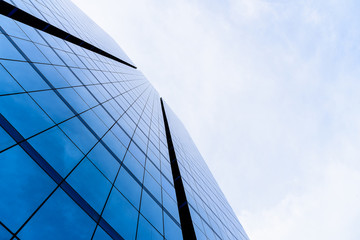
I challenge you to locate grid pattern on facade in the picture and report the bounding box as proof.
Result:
[0,7,182,239]
[2,0,134,66]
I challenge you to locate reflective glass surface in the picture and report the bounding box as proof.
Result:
[0,0,248,239]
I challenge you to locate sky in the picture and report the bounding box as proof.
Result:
[71,0,360,239]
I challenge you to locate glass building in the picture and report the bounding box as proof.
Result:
[0,0,249,239]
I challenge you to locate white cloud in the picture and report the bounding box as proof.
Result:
[240,162,360,240]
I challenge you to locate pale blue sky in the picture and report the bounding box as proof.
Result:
[72,0,360,239]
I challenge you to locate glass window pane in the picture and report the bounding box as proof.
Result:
[0,224,12,239]
[0,60,50,91]
[18,189,96,240]
[102,131,127,162]
[0,146,56,232]
[140,191,163,234]
[122,152,144,182]
[30,90,74,123]
[92,227,112,240]
[57,88,88,113]
[114,168,141,209]
[0,93,54,139]
[128,142,145,166]
[163,190,180,223]
[87,144,119,182]
[102,189,138,240]
[28,126,84,177]
[11,38,49,63]
[34,64,70,88]
[0,34,24,60]
[136,215,163,240]
[81,110,107,137]
[0,126,16,152]
[0,63,23,95]
[67,158,112,213]
[164,214,182,240]
[59,117,97,154]
[144,171,161,202]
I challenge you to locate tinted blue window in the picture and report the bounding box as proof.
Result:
[0,34,24,60]
[0,94,54,138]
[30,90,74,123]
[17,21,47,45]
[203,221,216,240]
[136,215,163,240]
[18,189,96,240]
[54,66,81,86]
[0,126,16,152]
[11,37,49,63]
[0,60,50,91]
[93,105,114,127]
[164,214,182,240]
[81,110,108,137]
[0,63,23,95]
[18,26,46,45]
[163,191,180,223]
[92,227,113,240]
[146,160,161,183]
[111,124,131,147]
[75,87,98,108]
[103,101,121,120]
[0,15,28,40]
[129,142,146,166]
[140,191,163,234]
[59,116,97,154]
[57,88,88,113]
[162,177,176,201]
[87,85,106,102]
[36,44,63,65]
[144,171,161,202]
[194,225,207,240]
[0,146,56,232]
[67,158,111,213]
[34,64,70,88]
[102,189,138,240]
[102,131,127,162]
[71,68,92,85]
[28,126,84,177]
[114,168,141,209]
[122,152,144,182]
[0,224,12,239]
[87,143,119,182]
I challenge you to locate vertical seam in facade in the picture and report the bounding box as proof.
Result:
[160,98,197,240]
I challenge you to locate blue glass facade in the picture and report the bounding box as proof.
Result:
[0,0,249,239]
